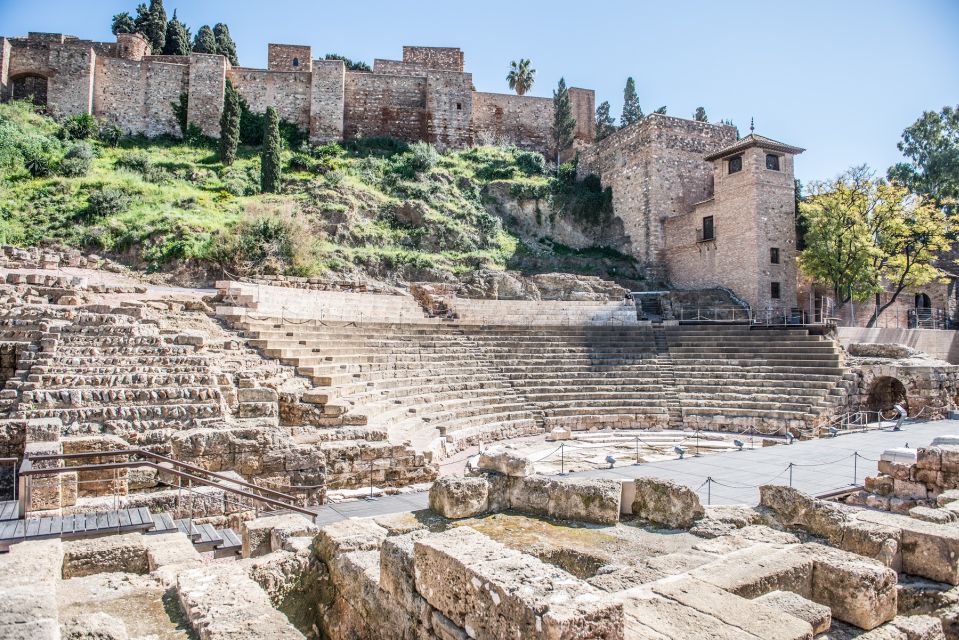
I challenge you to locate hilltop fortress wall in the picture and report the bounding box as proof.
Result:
[0,34,594,153]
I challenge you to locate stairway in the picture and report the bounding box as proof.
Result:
[640,295,664,323]
[653,326,684,428]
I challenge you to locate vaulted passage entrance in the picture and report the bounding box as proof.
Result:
[867,376,908,414]
[10,74,48,106]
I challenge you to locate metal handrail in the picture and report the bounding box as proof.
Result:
[18,458,316,517]
[23,448,301,504]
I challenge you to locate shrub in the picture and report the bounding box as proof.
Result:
[406,142,439,174]
[220,163,259,196]
[345,136,410,158]
[99,123,123,147]
[86,185,131,218]
[550,168,614,224]
[237,97,307,148]
[515,150,546,176]
[22,144,54,177]
[212,204,315,275]
[116,150,153,173]
[61,114,98,140]
[59,141,94,177]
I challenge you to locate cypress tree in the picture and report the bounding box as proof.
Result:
[111,12,136,35]
[192,25,218,55]
[163,10,191,56]
[141,0,167,54]
[653,106,667,115]
[595,100,617,141]
[261,106,282,193]
[133,3,149,33]
[551,78,576,165]
[694,106,708,122]
[219,80,241,166]
[213,23,239,66]
[621,77,642,128]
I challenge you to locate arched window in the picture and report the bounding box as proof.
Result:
[292,57,299,68]
[915,293,931,309]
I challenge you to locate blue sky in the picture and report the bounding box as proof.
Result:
[2,0,957,183]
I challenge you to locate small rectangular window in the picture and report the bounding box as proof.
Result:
[770,247,780,264]
[456,102,462,110]
[701,216,714,241]
[728,155,743,174]
[771,282,781,299]
[765,154,780,171]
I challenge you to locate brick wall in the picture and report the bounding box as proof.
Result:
[46,44,95,116]
[343,72,427,141]
[186,53,226,137]
[229,67,312,129]
[578,114,738,266]
[268,44,312,72]
[310,59,345,143]
[472,92,552,152]
[402,46,464,71]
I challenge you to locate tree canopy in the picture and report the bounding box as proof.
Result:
[324,54,371,72]
[219,80,241,166]
[111,12,136,35]
[595,101,617,142]
[799,165,950,326]
[694,107,708,123]
[621,77,642,128]
[551,78,576,164]
[192,25,217,55]
[162,10,191,56]
[135,0,167,54]
[261,106,282,193]
[888,105,959,215]
[506,59,536,96]
[213,23,239,66]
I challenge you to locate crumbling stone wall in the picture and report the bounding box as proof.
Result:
[186,53,226,137]
[851,362,959,417]
[402,46,464,71]
[94,57,188,136]
[472,91,551,149]
[344,72,427,140]
[268,44,312,72]
[425,70,472,148]
[309,59,344,143]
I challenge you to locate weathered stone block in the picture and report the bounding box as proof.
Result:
[242,513,316,558]
[633,477,704,529]
[477,445,533,477]
[379,530,429,610]
[755,590,831,635]
[428,475,489,519]
[315,517,387,563]
[801,543,897,630]
[413,527,624,639]
[62,533,149,578]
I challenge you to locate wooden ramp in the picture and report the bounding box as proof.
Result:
[0,506,156,551]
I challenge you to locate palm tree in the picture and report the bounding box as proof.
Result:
[507,59,536,96]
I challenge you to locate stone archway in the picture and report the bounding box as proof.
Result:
[866,376,908,414]
[10,73,48,106]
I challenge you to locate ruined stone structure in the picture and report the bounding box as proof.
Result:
[579,119,804,315]
[0,33,594,152]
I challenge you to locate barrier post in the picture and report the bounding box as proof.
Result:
[559,444,565,476]
[853,452,858,486]
[788,463,794,487]
[634,436,640,465]
[707,477,712,505]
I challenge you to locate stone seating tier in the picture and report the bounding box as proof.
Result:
[236,318,849,451]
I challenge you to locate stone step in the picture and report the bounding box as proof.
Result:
[21,386,222,407]
[20,402,222,424]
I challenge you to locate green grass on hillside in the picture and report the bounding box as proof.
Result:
[0,101,636,285]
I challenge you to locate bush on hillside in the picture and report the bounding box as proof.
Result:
[211,204,315,275]
[61,114,99,140]
[22,144,54,177]
[345,136,410,158]
[515,150,546,176]
[86,185,132,219]
[60,141,94,177]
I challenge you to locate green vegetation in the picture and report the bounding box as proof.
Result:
[621,78,642,127]
[694,107,708,123]
[163,10,191,56]
[507,59,536,96]
[0,101,635,284]
[324,54,372,72]
[260,107,282,193]
[219,81,241,166]
[595,101,616,142]
[551,78,576,164]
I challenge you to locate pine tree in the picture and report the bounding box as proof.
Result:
[551,78,576,165]
[192,25,218,55]
[621,77,642,127]
[219,80,241,166]
[141,0,167,54]
[133,3,149,33]
[261,106,282,193]
[163,10,191,56]
[653,106,667,115]
[595,101,616,141]
[213,24,239,66]
[694,107,708,123]
[112,12,136,35]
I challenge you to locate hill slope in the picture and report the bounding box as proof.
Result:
[0,101,647,289]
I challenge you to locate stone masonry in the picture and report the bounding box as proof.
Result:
[0,33,594,153]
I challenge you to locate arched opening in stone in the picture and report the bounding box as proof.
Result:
[10,73,48,106]
[867,376,908,415]
[915,293,931,309]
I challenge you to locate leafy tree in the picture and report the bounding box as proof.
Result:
[213,23,239,66]
[261,106,282,193]
[551,78,576,165]
[111,12,136,35]
[324,54,371,72]
[621,77,642,128]
[219,80,241,165]
[799,165,950,326]
[139,0,167,54]
[694,107,708,122]
[653,106,667,115]
[595,101,617,141]
[888,105,959,215]
[506,59,536,96]
[192,25,217,55]
[162,10,191,56]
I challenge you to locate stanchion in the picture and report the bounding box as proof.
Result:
[853,452,858,486]
[634,436,640,465]
[559,444,566,475]
[706,477,712,505]
[788,462,794,487]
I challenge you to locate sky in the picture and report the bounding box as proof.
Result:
[1,0,957,183]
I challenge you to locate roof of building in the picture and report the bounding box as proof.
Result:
[703,133,805,161]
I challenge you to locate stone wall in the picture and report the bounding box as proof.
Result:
[45,43,95,116]
[309,59,345,143]
[578,114,738,267]
[343,72,427,141]
[372,59,430,77]
[186,53,226,137]
[268,44,312,72]
[229,67,312,129]
[115,33,149,60]
[94,57,187,136]
[837,328,959,364]
[472,91,552,150]
[402,46,464,71]
[569,86,596,143]
[425,70,472,148]
[0,38,10,99]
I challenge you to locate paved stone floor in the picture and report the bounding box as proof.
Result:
[312,420,959,524]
